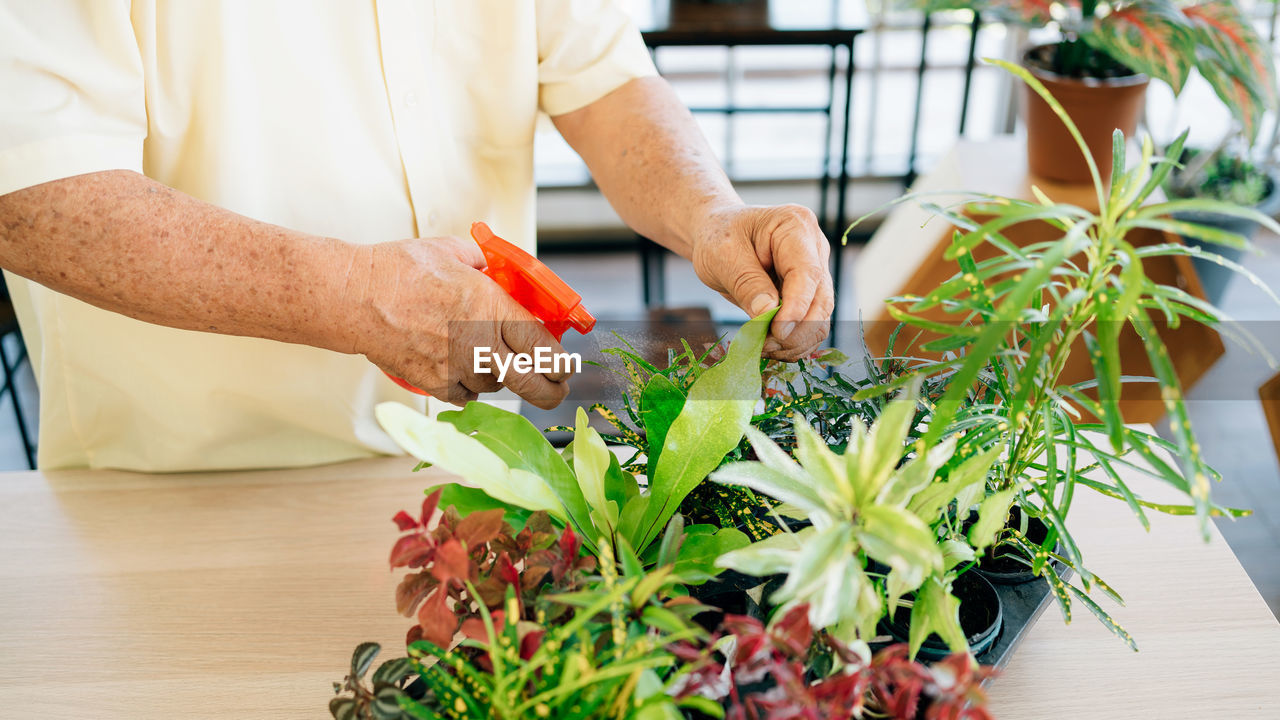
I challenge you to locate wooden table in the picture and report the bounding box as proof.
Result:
[3,453,1279,718]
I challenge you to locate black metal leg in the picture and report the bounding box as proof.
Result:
[958,14,982,136]
[905,14,932,188]
[0,335,35,469]
[831,37,856,347]
[818,44,838,236]
[638,235,667,309]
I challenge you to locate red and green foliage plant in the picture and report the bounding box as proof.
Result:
[389,488,594,649]
[920,0,1276,138]
[671,605,997,720]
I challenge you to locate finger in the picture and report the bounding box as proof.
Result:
[499,311,574,383]
[777,273,834,354]
[441,382,479,406]
[774,259,822,343]
[460,368,502,395]
[432,235,486,270]
[726,263,781,320]
[498,322,572,409]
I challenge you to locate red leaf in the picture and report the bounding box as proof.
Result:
[392,510,420,532]
[388,534,434,569]
[519,628,545,660]
[558,524,581,559]
[421,489,443,526]
[395,571,438,616]
[417,590,457,649]
[494,552,520,587]
[431,538,472,585]
[454,508,506,549]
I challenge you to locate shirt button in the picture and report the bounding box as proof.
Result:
[426,211,439,225]
[404,92,419,107]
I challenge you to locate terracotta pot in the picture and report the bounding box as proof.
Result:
[1022,45,1149,185]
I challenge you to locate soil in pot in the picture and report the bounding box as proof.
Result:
[882,571,1003,662]
[1022,42,1149,184]
[974,505,1062,585]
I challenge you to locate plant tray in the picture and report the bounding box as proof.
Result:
[867,566,1072,672]
[973,566,1072,670]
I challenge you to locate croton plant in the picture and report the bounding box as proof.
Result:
[329,68,1272,719]
[918,0,1276,138]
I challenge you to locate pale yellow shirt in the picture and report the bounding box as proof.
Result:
[0,0,655,471]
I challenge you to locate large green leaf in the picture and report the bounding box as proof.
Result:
[436,483,532,529]
[436,401,591,533]
[637,308,779,548]
[1182,1,1277,140]
[709,461,826,515]
[640,374,686,477]
[375,402,565,520]
[672,527,750,583]
[1089,4,1193,91]
[572,406,615,532]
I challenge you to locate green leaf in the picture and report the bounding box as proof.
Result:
[716,526,809,577]
[351,642,380,679]
[640,374,686,477]
[907,444,1002,519]
[672,527,751,583]
[572,406,615,532]
[854,505,942,582]
[710,461,826,515]
[371,657,414,686]
[330,698,358,720]
[376,402,566,522]
[1069,584,1138,651]
[436,401,592,532]
[372,687,407,720]
[436,483,531,529]
[968,488,1017,554]
[854,380,920,504]
[1089,4,1193,91]
[639,308,778,548]
[909,575,968,659]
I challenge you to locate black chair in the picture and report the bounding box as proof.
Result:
[0,275,36,469]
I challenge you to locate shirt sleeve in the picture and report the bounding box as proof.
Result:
[0,0,146,196]
[536,0,658,117]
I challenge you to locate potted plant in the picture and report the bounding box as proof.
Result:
[846,58,1276,649]
[918,0,1275,183]
[1164,138,1280,303]
[324,63,1276,720]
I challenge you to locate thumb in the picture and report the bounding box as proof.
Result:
[728,265,781,319]
[433,235,487,270]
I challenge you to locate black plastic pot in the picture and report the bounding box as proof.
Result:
[881,571,1003,662]
[1171,168,1280,305]
[687,571,780,628]
[974,505,1063,586]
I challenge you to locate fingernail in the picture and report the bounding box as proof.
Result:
[749,293,776,317]
[763,340,782,353]
[777,321,797,339]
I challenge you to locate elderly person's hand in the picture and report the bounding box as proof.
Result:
[350,237,573,409]
[692,203,834,360]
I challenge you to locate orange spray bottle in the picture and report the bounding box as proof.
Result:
[384,221,597,396]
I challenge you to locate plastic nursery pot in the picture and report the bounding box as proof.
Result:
[687,571,780,627]
[1022,44,1149,185]
[974,505,1063,586]
[1169,165,1280,305]
[882,571,1003,663]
